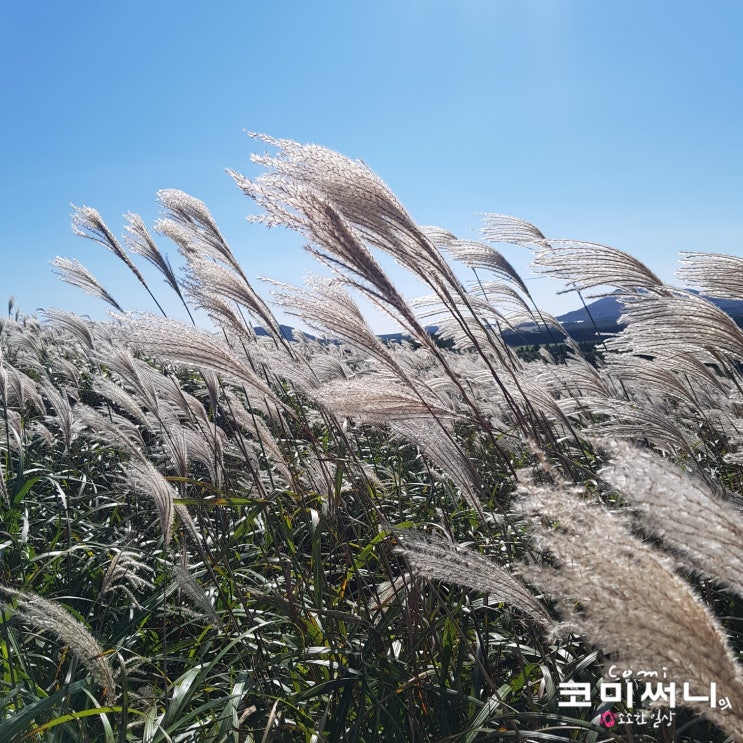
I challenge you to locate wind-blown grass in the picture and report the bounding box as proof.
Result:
[1,135,743,741]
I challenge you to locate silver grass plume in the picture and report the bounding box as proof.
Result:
[198,292,256,340]
[391,420,484,515]
[230,162,430,344]
[96,347,161,419]
[124,212,195,322]
[71,205,145,284]
[466,279,535,317]
[72,206,169,317]
[269,276,411,384]
[44,308,94,349]
[422,226,530,296]
[314,377,460,424]
[235,137,525,395]
[52,257,123,312]
[678,251,743,300]
[171,563,219,625]
[123,459,175,546]
[236,138,530,447]
[610,289,743,362]
[41,381,78,450]
[608,356,714,412]
[520,486,743,740]
[600,441,743,598]
[531,240,664,293]
[74,405,145,459]
[101,548,155,608]
[124,212,183,298]
[480,213,550,249]
[1,587,116,701]
[117,314,279,403]
[1,362,45,414]
[576,396,700,456]
[162,422,226,487]
[233,134,460,291]
[155,189,244,276]
[175,503,201,547]
[91,375,150,429]
[222,389,293,484]
[395,531,550,625]
[182,254,285,342]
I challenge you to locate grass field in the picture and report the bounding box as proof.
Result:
[2,136,743,742]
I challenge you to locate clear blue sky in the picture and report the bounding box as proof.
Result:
[2,1,742,330]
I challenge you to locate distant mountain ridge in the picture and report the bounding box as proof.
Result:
[253,293,743,347]
[555,291,743,327]
[505,291,743,346]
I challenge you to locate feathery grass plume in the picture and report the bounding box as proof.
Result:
[315,377,460,424]
[44,308,94,349]
[171,563,219,625]
[198,292,257,340]
[124,212,187,300]
[239,141,531,458]
[41,381,79,450]
[231,163,431,345]
[269,276,411,383]
[52,257,123,312]
[74,404,145,459]
[610,289,743,363]
[678,251,743,300]
[174,503,200,547]
[72,205,144,282]
[520,486,743,740]
[422,226,530,296]
[576,396,700,456]
[164,422,226,487]
[236,137,527,393]
[1,362,45,414]
[0,460,7,504]
[600,441,743,598]
[395,531,550,625]
[222,389,293,483]
[72,205,169,317]
[466,279,535,319]
[537,357,612,400]
[233,134,460,291]
[117,314,279,403]
[151,368,211,427]
[304,348,351,383]
[123,459,175,546]
[410,292,516,364]
[96,346,161,418]
[182,254,285,342]
[479,213,550,249]
[92,374,150,428]
[608,355,715,412]
[155,189,244,275]
[101,548,155,608]
[391,420,484,515]
[531,240,664,293]
[1,587,116,702]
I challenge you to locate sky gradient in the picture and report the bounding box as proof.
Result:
[2,1,742,330]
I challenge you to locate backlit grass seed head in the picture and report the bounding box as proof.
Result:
[123,459,175,546]
[520,485,743,740]
[395,531,551,626]
[52,257,123,312]
[1,587,116,702]
[600,440,743,599]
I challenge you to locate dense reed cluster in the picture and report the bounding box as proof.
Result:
[3,135,743,741]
